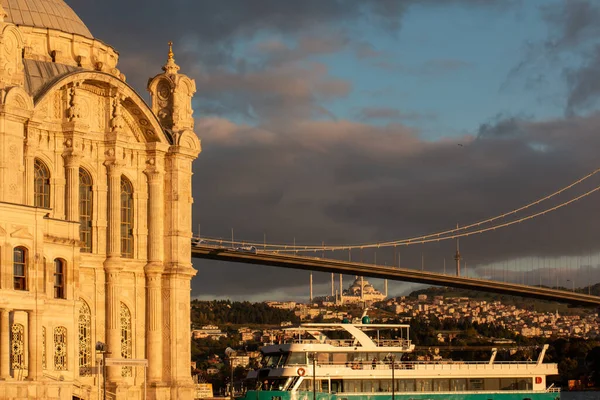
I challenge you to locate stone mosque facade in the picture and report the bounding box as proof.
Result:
[0,1,201,399]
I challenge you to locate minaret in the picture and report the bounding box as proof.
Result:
[331,273,334,297]
[147,42,201,397]
[339,274,343,305]
[454,224,461,277]
[360,276,364,300]
[384,279,388,297]
[309,273,313,303]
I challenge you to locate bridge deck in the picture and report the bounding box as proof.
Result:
[191,245,600,307]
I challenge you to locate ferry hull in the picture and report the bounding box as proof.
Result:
[239,390,560,400]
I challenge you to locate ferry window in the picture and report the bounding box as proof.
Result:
[484,378,500,390]
[287,352,306,365]
[500,378,518,390]
[433,379,450,391]
[517,379,532,390]
[398,379,415,392]
[344,380,360,393]
[317,353,330,364]
[362,380,373,393]
[331,380,342,393]
[450,378,467,391]
[332,353,347,365]
[468,379,484,391]
[298,379,310,391]
[379,380,391,392]
[417,379,433,392]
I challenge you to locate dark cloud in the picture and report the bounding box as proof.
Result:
[191,112,600,298]
[62,0,598,300]
[508,1,600,115]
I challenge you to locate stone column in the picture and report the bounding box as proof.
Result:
[103,160,123,382]
[0,309,11,379]
[144,165,164,383]
[63,153,81,222]
[26,311,41,380]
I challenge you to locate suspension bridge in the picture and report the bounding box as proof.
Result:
[192,167,600,307]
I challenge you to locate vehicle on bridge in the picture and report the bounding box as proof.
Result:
[238,321,560,400]
[235,245,257,254]
[191,237,205,247]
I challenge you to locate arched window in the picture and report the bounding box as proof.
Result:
[54,326,67,371]
[78,300,92,376]
[120,302,132,377]
[34,159,51,208]
[120,177,134,258]
[11,323,25,370]
[53,259,65,299]
[42,327,47,370]
[79,168,93,253]
[13,247,27,291]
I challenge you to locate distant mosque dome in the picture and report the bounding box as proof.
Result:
[1,0,93,38]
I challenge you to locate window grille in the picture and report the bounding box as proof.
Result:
[120,303,132,377]
[78,300,92,376]
[42,327,46,370]
[54,326,67,371]
[11,323,25,370]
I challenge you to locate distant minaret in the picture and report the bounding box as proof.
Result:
[360,276,364,300]
[309,273,313,303]
[339,274,343,305]
[454,224,461,277]
[384,279,388,297]
[331,273,334,297]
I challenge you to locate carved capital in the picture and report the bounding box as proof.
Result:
[62,152,81,168]
[103,159,125,177]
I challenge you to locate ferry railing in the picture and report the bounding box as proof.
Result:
[310,360,556,372]
[286,338,412,349]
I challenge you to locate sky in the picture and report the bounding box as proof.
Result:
[69,0,600,302]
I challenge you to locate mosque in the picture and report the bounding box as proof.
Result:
[0,1,200,399]
[341,276,387,305]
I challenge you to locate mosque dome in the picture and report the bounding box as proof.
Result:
[1,0,92,38]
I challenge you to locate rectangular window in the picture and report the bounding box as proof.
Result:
[468,378,484,391]
[450,378,467,391]
[343,380,360,393]
[434,379,450,391]
[13,248,26,291]
[54,260,65,299]
[287,352,306,365]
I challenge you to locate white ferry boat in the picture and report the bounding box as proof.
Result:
[238,321,560,400]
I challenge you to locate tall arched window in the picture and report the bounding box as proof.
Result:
[120,177,134,258]
[34,159,51,208]
[78,300,92,376]
[120,302,132,377]
[54,326,67,371]
[13,247,27,291]
[53,259,65,299]
[79,168,93,253]
[11,323,25,370]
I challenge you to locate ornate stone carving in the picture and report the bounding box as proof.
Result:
[68,82,83,121]
[110,94,126,132]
